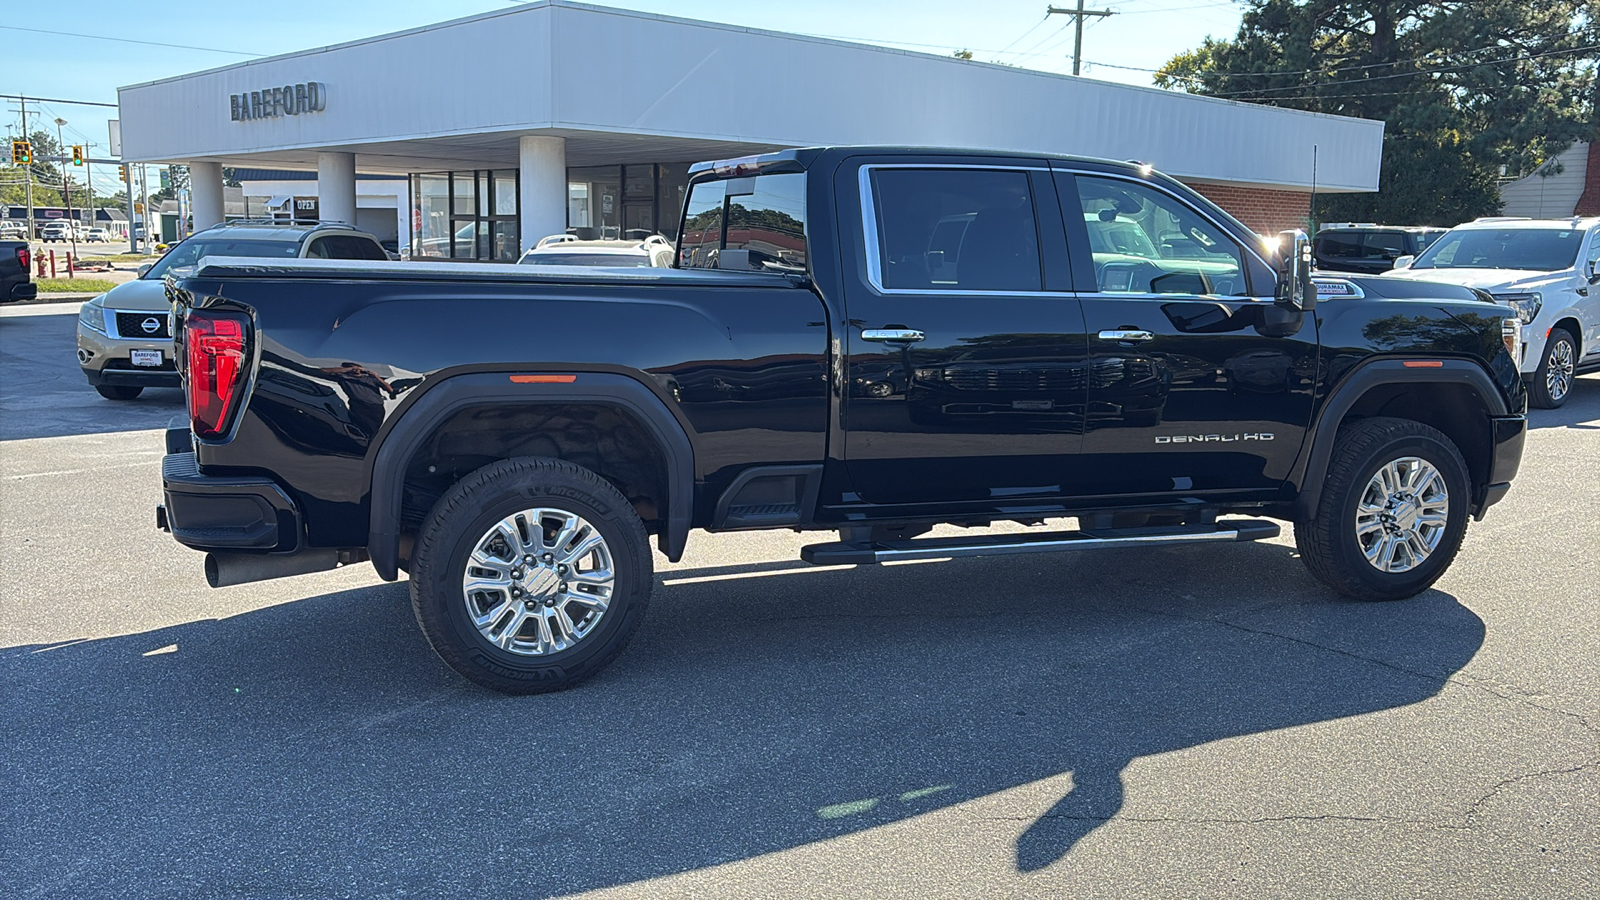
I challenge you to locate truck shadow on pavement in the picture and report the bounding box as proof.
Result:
[1,540,1485,896]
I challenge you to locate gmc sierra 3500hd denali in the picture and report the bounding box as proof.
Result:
[158,147,1527,694]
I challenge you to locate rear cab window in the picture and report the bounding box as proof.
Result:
[678,172,806,273]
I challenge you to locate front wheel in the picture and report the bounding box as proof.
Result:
[410,457,653,694]
[1296,417,1470,601]
[1529,328,1577,409]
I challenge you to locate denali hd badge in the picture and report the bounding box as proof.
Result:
[1156,433,1274,444]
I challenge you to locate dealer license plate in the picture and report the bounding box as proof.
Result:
[130,349,163,367]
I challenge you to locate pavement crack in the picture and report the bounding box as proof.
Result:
[1460,758,1600,824]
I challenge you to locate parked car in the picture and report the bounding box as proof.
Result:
[0,221,27,239]
[77,221,389,400]
[1,240,36,303]
[154,147,1526,695]
[40,222,80,242]
[518,235,674,267]
[86,227,110,242]
[1384,215,1600,407]
[1313,224,1447,275]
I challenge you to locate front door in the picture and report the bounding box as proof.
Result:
[838,160,1089,506]
[1058,170,1318,499]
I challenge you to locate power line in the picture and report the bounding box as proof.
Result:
[1202,43,1600,97]
[0,25,260,57]
[993,13,1052,57]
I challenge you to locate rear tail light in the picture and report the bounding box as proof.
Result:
[15,246,28,270]
[185,311,251,440]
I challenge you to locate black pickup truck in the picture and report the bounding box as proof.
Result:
[1,240,37,302]
[159,147,1527,694]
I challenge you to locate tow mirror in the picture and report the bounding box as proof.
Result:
[136,263,153,278]
[1391,255,1415,270]
[1274,230,1315,312]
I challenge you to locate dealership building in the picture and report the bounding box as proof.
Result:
[117,0,1386,261]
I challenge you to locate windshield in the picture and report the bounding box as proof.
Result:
[1412,228,1582,271]
[145,238,299,278]
[518,253,650,267]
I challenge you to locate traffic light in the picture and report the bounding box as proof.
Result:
[118,165,128,180]
[71,146,84,166]
[10,141,30,165]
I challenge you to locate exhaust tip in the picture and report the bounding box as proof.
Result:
[77,348,92,364]
[203,553,222,589]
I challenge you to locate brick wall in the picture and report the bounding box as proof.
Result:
[1574,141,1600,217]
[1186,182,1313,234]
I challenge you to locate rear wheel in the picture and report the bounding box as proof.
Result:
[1296,417,1470,601]
[410,457,653,694]
[95,384,143,401]
[1529,328,1576,409]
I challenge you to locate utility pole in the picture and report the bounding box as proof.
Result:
[122,162,136,253]
[55,117,78,261]
[1047,2,1115,76]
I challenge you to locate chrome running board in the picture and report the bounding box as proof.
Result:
[800,518,1281,565]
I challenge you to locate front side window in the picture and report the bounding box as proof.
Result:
[1076,176,1246,296]
[870,168,1041,292]
[1413,228,1583,271]
[679,173,807,272]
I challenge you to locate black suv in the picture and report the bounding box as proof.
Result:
[1313,224,1447,275]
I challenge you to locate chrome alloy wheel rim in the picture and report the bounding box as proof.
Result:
[461,508,615,655]
[1355,457,1449,574]
[1547,337,1574,402]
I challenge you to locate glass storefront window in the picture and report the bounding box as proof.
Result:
[413,161,698,261]
[414,174,450,259]
[657,164,690,241]
[568,166,620,240]
[494,170,517,217]
[413,169,520,262]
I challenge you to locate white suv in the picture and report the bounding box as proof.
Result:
[1386,216,1600,407]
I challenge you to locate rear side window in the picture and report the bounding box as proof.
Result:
[1317,233,1363,259]
[308,234,388,260]
[868,168,1041,292]
[678,173,806,272]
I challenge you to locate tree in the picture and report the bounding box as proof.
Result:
[1156,0,1598,224]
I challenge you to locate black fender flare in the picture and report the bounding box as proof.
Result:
[1290,358,1509,518]
[366,372,694,581]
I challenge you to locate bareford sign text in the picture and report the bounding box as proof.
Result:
[230,82,326,121]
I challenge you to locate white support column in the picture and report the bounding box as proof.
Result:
[317,151,357,224]
[188,161,225,231]
[519,135,567,252]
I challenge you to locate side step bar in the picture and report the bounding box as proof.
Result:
[801,518,1281,565]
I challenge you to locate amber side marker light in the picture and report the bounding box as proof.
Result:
[1402,361,1444,368]
[510,374,578,384]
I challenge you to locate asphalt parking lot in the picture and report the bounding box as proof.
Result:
[2,300,1596,899]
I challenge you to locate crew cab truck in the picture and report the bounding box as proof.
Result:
[159,147,1527,694]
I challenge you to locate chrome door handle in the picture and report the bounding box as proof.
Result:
[861,328,926,343]
[1098,329,1155,343]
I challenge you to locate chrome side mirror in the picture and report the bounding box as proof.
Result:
[136,263,153,278]
[1274,230,1315,312]
[1391,254,1415,270]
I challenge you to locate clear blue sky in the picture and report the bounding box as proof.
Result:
[1,0,1245,194]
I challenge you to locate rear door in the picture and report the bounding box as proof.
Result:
[837,157,1089,505]
[1058,168,1317,500]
